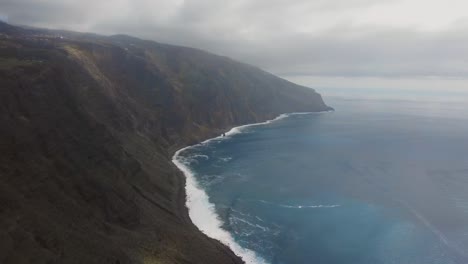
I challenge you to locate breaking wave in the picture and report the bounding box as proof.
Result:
[172,111,330,264]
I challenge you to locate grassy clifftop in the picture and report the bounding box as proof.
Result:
[0,22,330,264]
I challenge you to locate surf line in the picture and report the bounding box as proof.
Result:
[172,111,329,264]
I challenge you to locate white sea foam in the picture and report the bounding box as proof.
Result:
[257,199,341,209]
[230,216,269,232]
[172,111,330,264]
[214,112,321,139]
[219,156,233,162]
[231,208,253,218]
[284,204,341,209]
[223,114,288,137]
[173,152,267,264]
[191,154,210,160]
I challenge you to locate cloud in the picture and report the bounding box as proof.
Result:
[1,0,468,85]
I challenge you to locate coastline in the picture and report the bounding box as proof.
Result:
[171,111,332,264]
[0,21,334,263]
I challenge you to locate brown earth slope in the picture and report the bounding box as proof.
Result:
[0,22,331,264]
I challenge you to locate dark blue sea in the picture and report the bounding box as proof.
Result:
[174,97,468,264]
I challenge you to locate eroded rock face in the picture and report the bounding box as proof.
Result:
[0,22,330,264]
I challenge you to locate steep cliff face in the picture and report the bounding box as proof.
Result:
[0,22,331,264]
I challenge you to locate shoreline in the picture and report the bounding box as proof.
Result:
[171,111,332,264]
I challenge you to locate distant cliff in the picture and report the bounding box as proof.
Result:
[0,22,331,264]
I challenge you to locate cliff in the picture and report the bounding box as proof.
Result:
[0,22,331,264]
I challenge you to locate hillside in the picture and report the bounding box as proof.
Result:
[0,22,331,264]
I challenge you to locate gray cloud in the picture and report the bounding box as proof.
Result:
[2,0,468,84]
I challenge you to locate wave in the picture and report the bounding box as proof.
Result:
[197,111,328,144]
[190,154,210,160]
[223,114,288,137]
[227,112,330,134]
[282,204,340,209]
[180,154,210,165]
[172,153,267,264]
[257,199,341,209]
[172,111,331,264]
[230,216,270,232]
[219,156,233,162]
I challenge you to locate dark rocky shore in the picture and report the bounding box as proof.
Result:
[0,22,330,264]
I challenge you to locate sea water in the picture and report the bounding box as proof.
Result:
[174,97,468,264]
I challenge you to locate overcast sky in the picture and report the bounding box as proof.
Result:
[2,0,468,97]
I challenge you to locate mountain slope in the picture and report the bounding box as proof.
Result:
[0,22,331,264]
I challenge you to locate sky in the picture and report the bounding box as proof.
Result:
[1,0,468,99]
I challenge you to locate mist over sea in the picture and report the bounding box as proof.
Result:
[175,95,468,264]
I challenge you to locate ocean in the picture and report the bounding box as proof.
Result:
[173,96,468,264]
